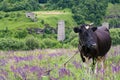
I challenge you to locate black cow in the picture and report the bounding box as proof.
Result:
[73,24,111,73]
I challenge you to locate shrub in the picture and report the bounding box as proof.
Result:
[0,15,3,19]
[0,28,13,38]
[109,19,120,28]
[70,37,78,47]
[110,28,120,45]
[4,13,9,17]
[0,38,26,50]
[25,36,39,50]
[14,29,28,39]
[41,38,62,48]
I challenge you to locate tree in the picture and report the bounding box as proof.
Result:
[109,0,120,4]
[72,0,108,25]
[39,0,47,3]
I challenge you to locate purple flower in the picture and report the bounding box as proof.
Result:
[0,69,8,76]
[11,66,27,80]
[50,77,58,80]
[14,56,33,63]
[23,65,29,70]
[72,61,82,69]
[23,56,33,61]
[59,68,70,77]
[0,59,7,66]
[49,53,57,58]
[112,65,118,73]
[0,76,5,80]
[37,72,42,79]
[38,54,43,60]
[30,66,39,72]
[10,66,16,73]
[14,56,20,63]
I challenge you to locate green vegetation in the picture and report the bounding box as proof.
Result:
[0,27,119,50]
[106,3,120,28]
[0,1,120,79]
[110,28,120,45]
[0,10,76,30]
[0,0,40,11]
[0,1,120,50]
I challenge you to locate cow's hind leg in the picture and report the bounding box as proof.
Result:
[101,56,105,75]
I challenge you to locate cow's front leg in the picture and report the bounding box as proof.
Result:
[94,61,98,74]
[92,57,96,73]
[80,53,85,62]
[81,54,91,73]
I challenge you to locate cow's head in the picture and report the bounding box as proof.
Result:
[74,24,97,52]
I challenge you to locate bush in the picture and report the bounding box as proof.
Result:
[0,28,13,38]
[14,29,28,39]
[70,37,78,47]
[25,36,39,50]
[110,28,120,45]
[109,19,120,28]
[0,38,26,50]
[41,38,62,48]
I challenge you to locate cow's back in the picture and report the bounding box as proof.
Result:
[95,27,111,56]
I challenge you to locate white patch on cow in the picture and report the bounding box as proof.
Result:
[85,26,90,29]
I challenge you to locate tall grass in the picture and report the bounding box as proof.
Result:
[0,46,120,80]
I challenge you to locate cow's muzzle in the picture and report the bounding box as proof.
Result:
[87,43,97,49]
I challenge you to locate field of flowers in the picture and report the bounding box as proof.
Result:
[0,46,120,80]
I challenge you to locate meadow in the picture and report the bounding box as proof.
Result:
[0,9,76,30]
[0,45,120,80]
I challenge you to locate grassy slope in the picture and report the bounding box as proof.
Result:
[0,3,120,30]
[0,10,77,30]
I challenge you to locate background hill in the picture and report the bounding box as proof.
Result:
[0,0,120,50]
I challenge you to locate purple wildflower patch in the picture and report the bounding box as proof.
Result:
[58,68,71,77]
[0,59,7,66]
[72,61,82,69]
[14,55,33,62]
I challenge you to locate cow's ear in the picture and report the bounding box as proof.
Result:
[73,27,81,33]
[91,27,97,32]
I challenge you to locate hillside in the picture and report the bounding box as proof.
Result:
[0,3,120,50]
[0,10,77,30]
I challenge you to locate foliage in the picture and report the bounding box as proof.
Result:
[25,36,39,50]
[108,0,120,4]
[0,2,119,50]
[72,0,108,25]
[110,28,120,45]
[105,3,120,28]
[0,27,12,38]
[0,38,26,50]
[14,29,28,39]
[109,19,120,28]
[0,0,40,11]
[41,38,62,48]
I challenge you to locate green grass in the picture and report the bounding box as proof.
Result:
[33,10,77,27]
[0,10,77,30]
